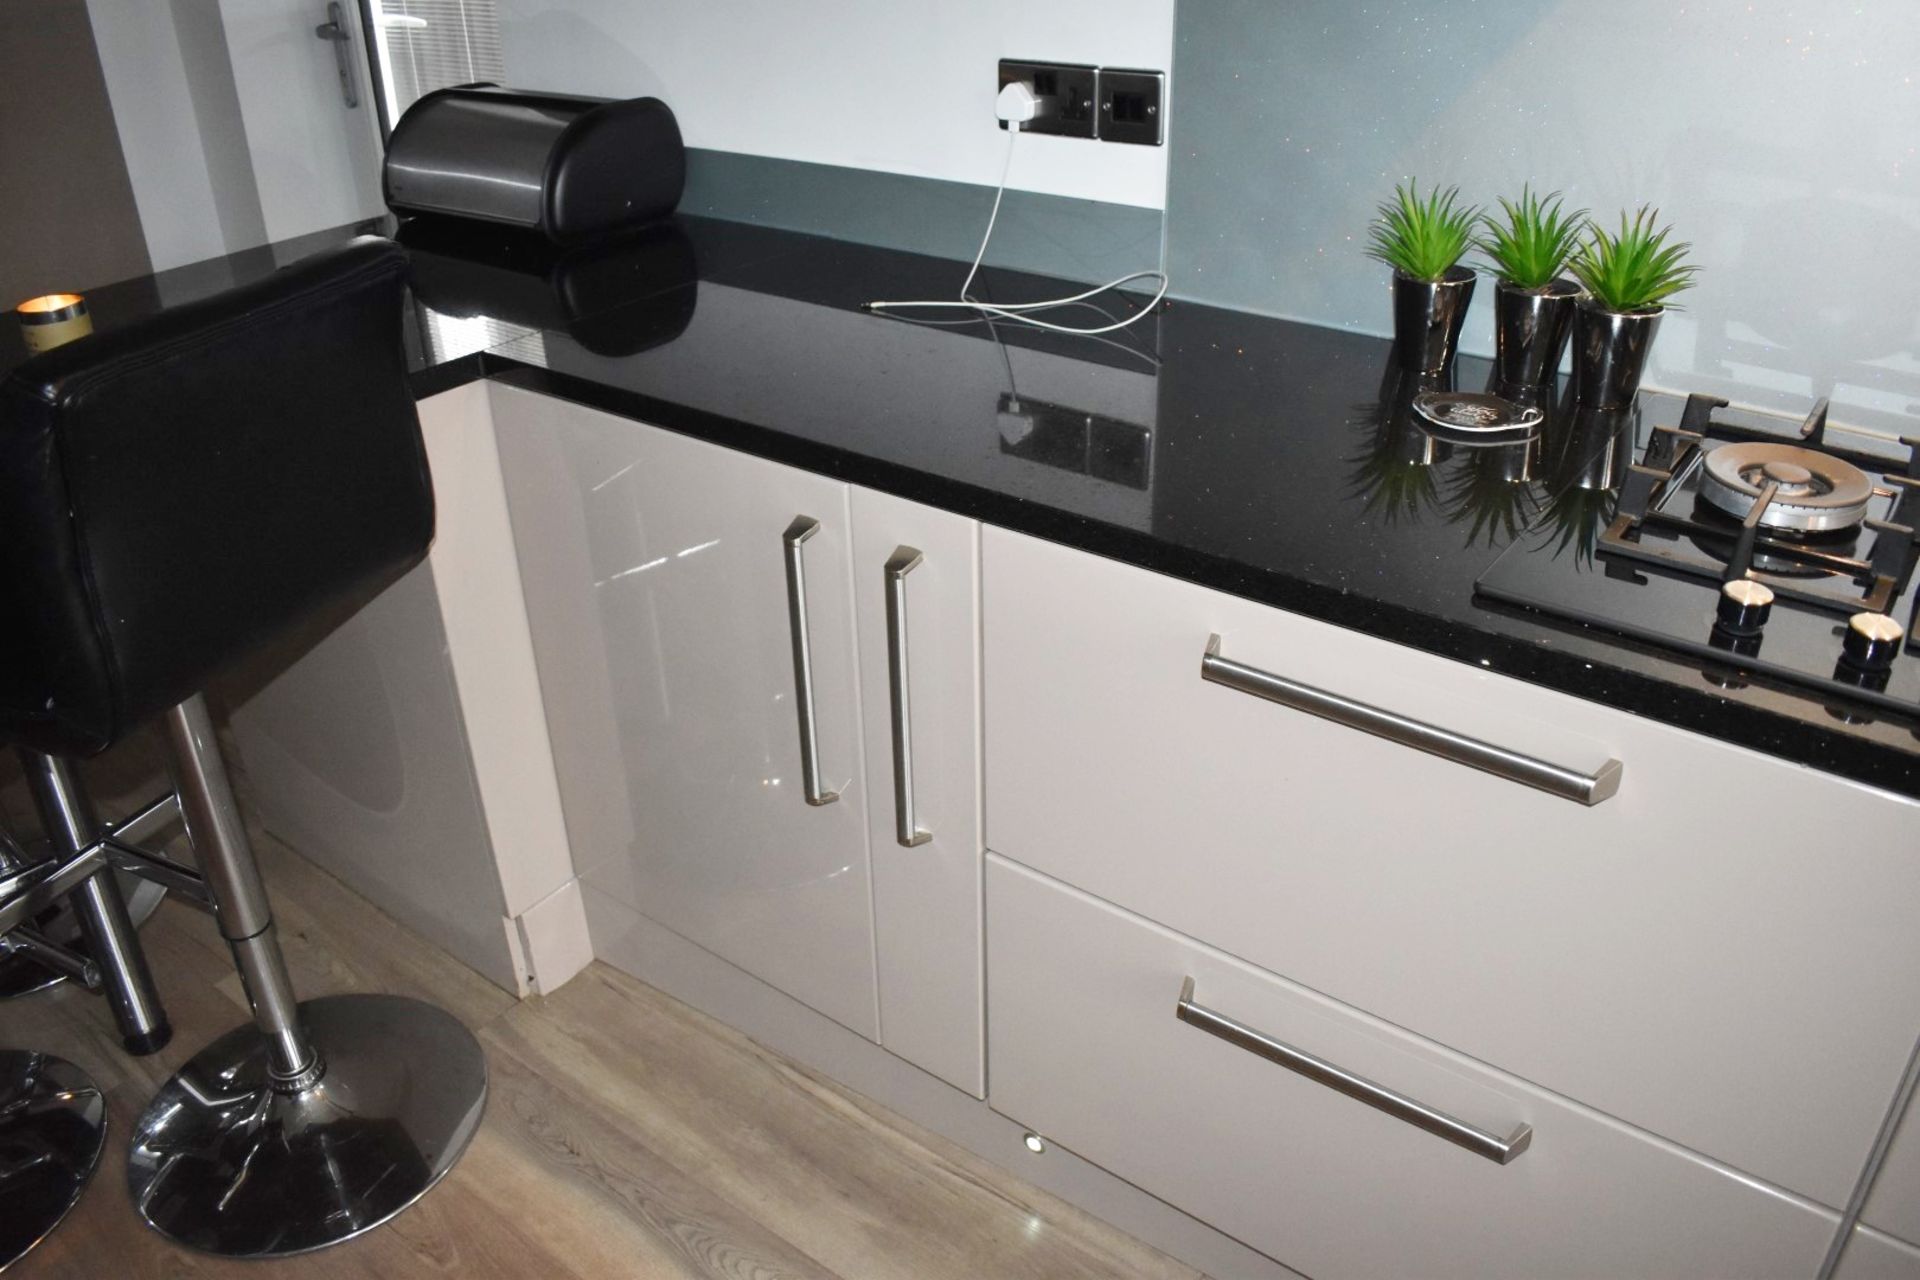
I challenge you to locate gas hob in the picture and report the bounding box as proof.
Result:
[1477,394,1920,729]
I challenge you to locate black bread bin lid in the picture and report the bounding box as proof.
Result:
[384,85,685,244]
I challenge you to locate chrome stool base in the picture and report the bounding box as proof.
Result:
[0,1050,107,1270]
[127,993,487,1258]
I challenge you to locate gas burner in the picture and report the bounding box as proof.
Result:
[1699,442,1874,532]
[1591,394,1920,617]
[1685,496,1862,578]
[1475,391,1920,727]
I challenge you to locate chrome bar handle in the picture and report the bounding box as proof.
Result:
[783,517,839,807]
[884,546,931,847]
[1201,634,1622,806]
[1176,976,1533,1165]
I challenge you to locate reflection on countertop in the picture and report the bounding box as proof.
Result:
[4,214,1913,796]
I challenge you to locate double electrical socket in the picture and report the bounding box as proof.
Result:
[997,60,1164,146]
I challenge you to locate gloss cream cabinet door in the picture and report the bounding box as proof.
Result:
[986,856,1839,1280]
[493,385,879,1038]
[1832,1228,1920,1280]
[850,487,982,1096]
[982,525,1920,1205]
[1864,1068,1920,1250]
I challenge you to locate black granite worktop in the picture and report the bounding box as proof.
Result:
[7,215,1917,799]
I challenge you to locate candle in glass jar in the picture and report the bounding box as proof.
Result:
[16,293,92,353]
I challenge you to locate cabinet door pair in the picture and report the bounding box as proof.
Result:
[497,387,983,1096]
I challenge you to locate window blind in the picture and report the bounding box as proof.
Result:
[372,0,505,119]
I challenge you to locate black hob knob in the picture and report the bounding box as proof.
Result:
[1716,578,1774,636]
[1842,611,1905,670]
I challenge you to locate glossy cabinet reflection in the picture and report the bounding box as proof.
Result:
[1863,1074,1920,1256]
[983,525,1920,1208]
[986,857,1838,1280]
[495,385,982,1089]
[851,488,983,1095]
[1832,1228,1920,1280]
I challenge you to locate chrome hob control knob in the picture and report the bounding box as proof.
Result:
[1843,611,1905,670]
[1716,579,1774,636]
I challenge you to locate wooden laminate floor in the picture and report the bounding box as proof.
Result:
[1,735,1206,1280]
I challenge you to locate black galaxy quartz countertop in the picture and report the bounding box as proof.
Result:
[6,214,1916,799]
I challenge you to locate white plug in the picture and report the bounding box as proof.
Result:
[996,80,1041,127]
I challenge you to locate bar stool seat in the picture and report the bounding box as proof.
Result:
[0,236,487,1258]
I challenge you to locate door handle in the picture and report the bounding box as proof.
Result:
[1200,635,1622,806]
[783,517,839,806]
[313,2,360,109]
[884,547,931,847]
[1177,977,1533,1165]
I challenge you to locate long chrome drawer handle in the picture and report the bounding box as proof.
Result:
[1176,976,1533,1165]
[783,516,838,806]
[884,546,932,847]
[1200,634,1622,806]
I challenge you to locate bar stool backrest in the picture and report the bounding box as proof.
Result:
[0,238,432,758]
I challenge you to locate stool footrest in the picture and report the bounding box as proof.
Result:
[0,845,106,935]
[101,839,210,910]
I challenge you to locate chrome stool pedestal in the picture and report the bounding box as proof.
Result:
[0,871,166,999]
[15,753,173,1056]
[129,994,486,1257]
[127,696,487,1257]
[0,824,63,1000]
[0,821,170,1001]
[0,1049,106,1271]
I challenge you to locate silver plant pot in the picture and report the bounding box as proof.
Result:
[1391,266,1476,374]
[1493,278,1581,386]
[1570,300,1662,408]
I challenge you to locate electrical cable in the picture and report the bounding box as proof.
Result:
[881,305,1164,370]
[864,124,1169,336]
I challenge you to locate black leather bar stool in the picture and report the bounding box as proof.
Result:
[0,237,488,1258]
[0,1046,105,1269]
[0,802,109,1269]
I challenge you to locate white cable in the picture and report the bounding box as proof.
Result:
[865,123,1168,337]
[955,120,1021,305]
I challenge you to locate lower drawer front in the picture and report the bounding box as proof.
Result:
[982,526,1920,1203]
[986,856,1836,1280]
[1834,1228,1920,1280]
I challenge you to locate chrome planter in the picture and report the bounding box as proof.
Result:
[1391,267,1476,374]
[1492,279,1581,387]
[1570,301,1662,408]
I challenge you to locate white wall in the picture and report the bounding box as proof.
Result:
[217,0,388,242]
[84,0,385,275]
[497,0,1175,210]
[85,0,237,270]
[1166,1,1920,433]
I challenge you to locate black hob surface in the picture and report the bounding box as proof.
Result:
[1478,395,1920,732]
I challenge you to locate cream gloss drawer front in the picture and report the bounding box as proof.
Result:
[1833,1228,1920,1280]
[1865,1078,1920,1249]
[985,857,1837,1280]
[980,526,1920,1205]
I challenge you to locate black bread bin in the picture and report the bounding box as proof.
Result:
[384,85,685,244]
